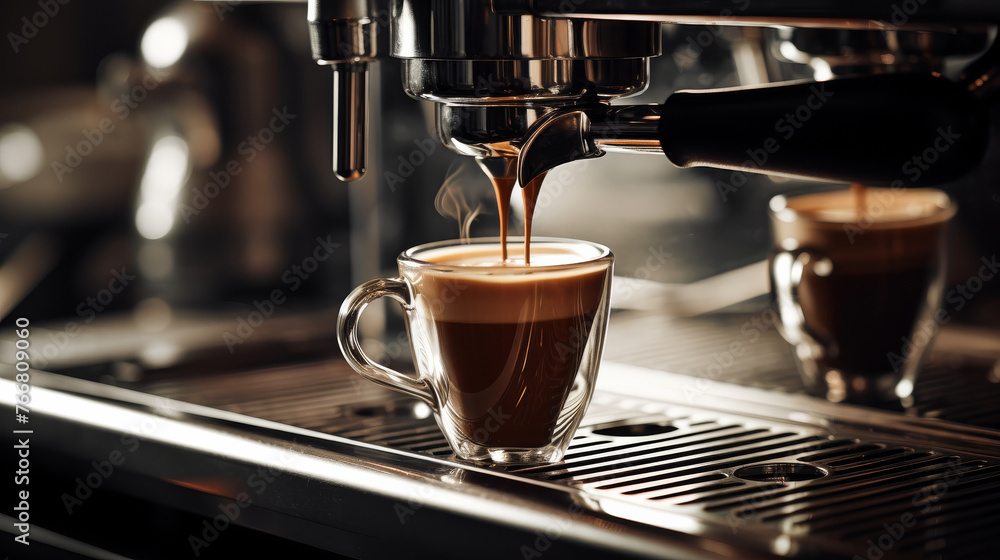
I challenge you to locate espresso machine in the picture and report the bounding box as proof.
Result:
[309,0,995,190]
[5,1,1000,559]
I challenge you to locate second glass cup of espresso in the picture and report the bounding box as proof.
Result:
[769,187,955,406]
[338,237,614,464]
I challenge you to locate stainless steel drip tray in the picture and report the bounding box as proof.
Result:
[5,361,1000,559]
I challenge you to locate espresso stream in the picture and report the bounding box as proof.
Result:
[486,172,515,260]
[484,158,547,264]
[421,161,599,449]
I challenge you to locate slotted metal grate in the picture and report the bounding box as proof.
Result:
[604,310,1000,430]
[142,359,1000,559]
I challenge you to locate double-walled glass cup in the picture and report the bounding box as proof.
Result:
[769,188,955,405]
[338,237,614,464]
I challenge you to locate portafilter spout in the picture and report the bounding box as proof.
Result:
[517,73,990,189]
[308,0,376,181]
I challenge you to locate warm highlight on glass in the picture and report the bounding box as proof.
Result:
[338,237,614,464]
[769,188,955,405]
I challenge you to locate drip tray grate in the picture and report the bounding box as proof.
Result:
[142,359,1000,558]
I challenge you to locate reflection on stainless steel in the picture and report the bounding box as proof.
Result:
[768,27,992,75]
[392,2,661,60]
[330,62,369,181]
[521,72,989,188]
[960,34,1000,102]
[308,0,377,181]
[402,59,651,102]
[516,105,667,187]
[391,0,662,173]
[6,357,1000,558]
[517,109,601,187]
[398,1,993,191]
[6,0,1000,556]
[499,0,1000,27]
[435,104,545,158]
[255,0,999,191]
[0,513,132,559]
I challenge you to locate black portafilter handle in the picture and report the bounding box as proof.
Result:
[657,73,990,187]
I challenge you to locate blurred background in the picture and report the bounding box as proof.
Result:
[2,0,1000,400]
[3,0,1000,340]
[3,1,1000,558]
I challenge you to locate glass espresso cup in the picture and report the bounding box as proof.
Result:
[337,237,614,464]
[769,188,955,405]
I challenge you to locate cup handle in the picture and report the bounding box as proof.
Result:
[337,278,437,409]
[769,249,831,359]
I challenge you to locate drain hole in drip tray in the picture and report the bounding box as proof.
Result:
[734,463,827,483]
[592,422,678,437]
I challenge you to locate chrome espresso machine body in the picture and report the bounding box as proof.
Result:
[308,0,997,190]
[5,2,1000,559]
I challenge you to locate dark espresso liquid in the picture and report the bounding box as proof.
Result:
[773,188,951,376]
[800,266,937,374]
[435,315,594,447]
[416,246,607,448]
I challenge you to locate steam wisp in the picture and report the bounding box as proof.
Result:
[434,160,494,242]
